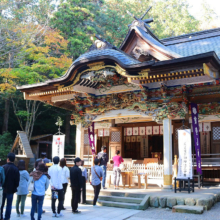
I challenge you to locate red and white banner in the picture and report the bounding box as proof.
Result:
[52,135,65,159]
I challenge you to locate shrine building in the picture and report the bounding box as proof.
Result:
[17,10,220,189]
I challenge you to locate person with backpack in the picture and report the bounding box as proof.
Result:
[91,159,103,206]
[30,163,50,220]
[16,160,29,217]
[1,153,20,220]
[97,146,109,189]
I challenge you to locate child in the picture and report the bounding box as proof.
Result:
[79,160,87,204]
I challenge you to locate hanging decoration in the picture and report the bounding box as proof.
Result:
[191,103,202,175]
[88,122,96,155]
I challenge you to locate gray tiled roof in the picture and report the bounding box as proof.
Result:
[162,28,220,58]
[74,49,141,66]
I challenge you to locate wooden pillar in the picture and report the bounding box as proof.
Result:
[163,118,173,189]
[75,123,84,159]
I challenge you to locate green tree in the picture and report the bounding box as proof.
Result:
[0,132,13,162]
[50,0,103,59]
[97,0,200,46]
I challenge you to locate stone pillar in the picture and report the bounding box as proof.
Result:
[163,118,172,189]
[75,123,84,159]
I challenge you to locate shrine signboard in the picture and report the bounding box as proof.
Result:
[52,135,65,159]
[177,129,193,179]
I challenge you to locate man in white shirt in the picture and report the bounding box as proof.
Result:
[48,156,64,217]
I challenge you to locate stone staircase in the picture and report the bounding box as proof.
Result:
[86,190,149,210]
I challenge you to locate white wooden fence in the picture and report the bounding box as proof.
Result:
[107,163,164,187]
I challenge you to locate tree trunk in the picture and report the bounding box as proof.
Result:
[2,99,10,133]
[65,114,71,145]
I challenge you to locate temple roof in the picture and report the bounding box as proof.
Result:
[74,48,141,66]
[162,28,220,58]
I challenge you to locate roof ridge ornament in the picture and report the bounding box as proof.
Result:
[127,6,153,29]
[89,34,117,51]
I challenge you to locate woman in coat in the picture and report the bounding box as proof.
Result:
[16,160,29,217]
[30,163,50,220]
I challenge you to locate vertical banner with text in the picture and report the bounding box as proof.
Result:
[177,129,193,179]
[88,122,96,155]
[191,103,202,175]
[52,135,65,159]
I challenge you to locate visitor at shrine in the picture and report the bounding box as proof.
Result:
[48,156,64,217]
[112,150,124,189]
[0,162,5,215]
[60,158,70,210]
[16,160,29,217]
[91,159,103,206]
[30,163,50,220]
[1,153,20,220]
[79,160,87,204]
[41,152,50,164]
[70,157,83,214]
[97,146,109,189]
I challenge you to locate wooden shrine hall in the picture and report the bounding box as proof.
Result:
[17,8,220,188]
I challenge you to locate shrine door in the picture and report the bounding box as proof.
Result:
[109,127,123,159]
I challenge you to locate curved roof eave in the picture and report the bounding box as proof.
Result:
[17,49,143,90]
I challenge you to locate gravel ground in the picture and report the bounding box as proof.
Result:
[127,202,220,220]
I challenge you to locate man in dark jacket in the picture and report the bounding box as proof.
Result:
[70,157,83,214]
[1,153,20,220]
[97,146,109,189]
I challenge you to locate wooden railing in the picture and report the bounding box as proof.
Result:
[64,154,93,166]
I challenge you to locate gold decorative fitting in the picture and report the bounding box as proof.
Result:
[115,64,127,76]
[138,69,150,77]
[87,62,105,71]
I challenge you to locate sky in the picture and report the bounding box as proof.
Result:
[187,0,220,19]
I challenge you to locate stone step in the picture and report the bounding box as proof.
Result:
[172,205,204,214]
[86,189,145,198]
[98,195,143,204]
[98,200,141,210]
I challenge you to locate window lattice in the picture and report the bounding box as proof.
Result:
[84,133,89,145]
[111,131,121,142]
[213,127,220,140]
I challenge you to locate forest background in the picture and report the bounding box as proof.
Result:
[0,0,218,159]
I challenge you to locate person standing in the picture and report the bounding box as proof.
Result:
[60,158,70,210]
[112,150,124,190]
[97,146,109,189]
[41,153,50,164]
[48,156,64,217]
[1,153,20,220]
[30,163,50,220]
[0,163,5,213]
[16,160,29,217]
[91,159,103,206]
[70,157,83,214]
[79,160,87,204]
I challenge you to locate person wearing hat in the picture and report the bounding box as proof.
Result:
[70,157,83,214]
[41,152,50,164]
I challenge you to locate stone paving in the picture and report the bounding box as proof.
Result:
[8,197,140,220]
[128,202,220,220]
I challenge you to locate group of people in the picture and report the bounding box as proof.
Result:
[0,146,124,220]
